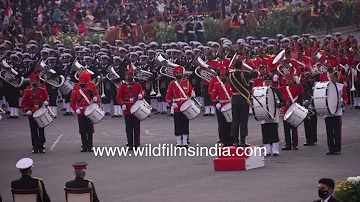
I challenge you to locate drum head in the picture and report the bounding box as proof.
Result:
[327,82,339,115]
[33,108,46,118]
[284,104,295,120]
[85,104,96,116]
[180,100,192,111]
[266,87,276,118]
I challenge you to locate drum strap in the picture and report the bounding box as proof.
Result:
[32,87,41,106]
[128,84,138,101]
[79,89,91,104]
[217,76,231,100]
[174,80,188,99]
[286,86,298,103]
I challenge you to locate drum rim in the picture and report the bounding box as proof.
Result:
[284,103,308,127]
[33,108,47,117]
[252,86,276,121]
[312,81,339,115]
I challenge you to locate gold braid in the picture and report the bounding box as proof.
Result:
[229,72,253,107]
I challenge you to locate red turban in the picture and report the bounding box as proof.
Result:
[173,66,184,76]
[79,71,91,83]
[30,71,40,82]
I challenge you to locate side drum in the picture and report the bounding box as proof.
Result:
[284,103,308,127]
[221,103,232,122]
[85,103,105,124]
[180,99,201,120]
[33,108,53,128]
[130,100,152,121]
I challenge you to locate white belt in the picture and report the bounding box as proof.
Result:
[173,98,186,102]
[219,100,230,103]
[197,30,204,32]
[188,31,195,34]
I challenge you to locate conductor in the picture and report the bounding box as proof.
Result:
[229,60,258,147]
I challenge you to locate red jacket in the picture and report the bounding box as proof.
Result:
[165,79,193,113]
[21,84,50,115]
[210,81,233,109]
[202,60,219,85]
[279,84,304,115]
[78,23,87,34]
[116,82,145,115]
[208,76,218,94]
[70,82,100,116]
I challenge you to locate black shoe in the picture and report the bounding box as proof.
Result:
[32,149,39,154]
[217,140,221,143]
[105,112,110,115]
[281,147,292,150]
[334,151,341,155]
[203,113,210,116]
[126,143,129,146]
[239,142,250,147]
[266,153,271,156]
[292,146,299,150]
[273,153,279,156]
[128,147,133,151]
[61,108,66,111]
[87,148,93,152]
[167,114,174,117]
[209,114,215,116]
[63,112,70,116]
[112,115,118,118]
[39,149,45,153]
[13,116,19,119]
[303,143,311,146]
[310,143,316,146]
[81,149,87,152]
[7,116,14,119]
[326,152,335,155]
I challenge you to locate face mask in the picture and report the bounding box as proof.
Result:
[80,83,86,88]
[175,75,182,79]
[318,189,328,199]
[32,83,38,87]
[127,77,133,82]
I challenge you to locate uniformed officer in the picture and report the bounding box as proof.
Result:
[195,15,205,44]
[65,162,100,202]
[185,16,195,43]
[70,71,100,152]
[116,68,145,150]
[21,71,50,154]
[11,158,51,202]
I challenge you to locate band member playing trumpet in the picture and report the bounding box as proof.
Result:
[70,71,100,152]
[325,70,348,155]
[279,73,304,150]
[116,68,145,150]
[229,60,259,147]
[211,68,233,146]
[260,74,286,156]
[165,66,195,147]
[21,71,50,154]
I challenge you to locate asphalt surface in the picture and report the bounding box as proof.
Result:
[1,30,360,202]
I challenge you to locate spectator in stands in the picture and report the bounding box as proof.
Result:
[78,20,87,34]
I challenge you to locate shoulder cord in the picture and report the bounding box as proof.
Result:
[38,180,43,202]
[229,72,252,107]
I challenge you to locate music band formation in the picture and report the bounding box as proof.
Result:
[0,32,359,156]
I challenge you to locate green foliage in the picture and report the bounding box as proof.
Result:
[203,17,221,43]
[154,20,176,44]
[44,33,105,46]
[334,177,360,202]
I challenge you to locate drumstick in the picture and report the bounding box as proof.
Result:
[46,106,56,117]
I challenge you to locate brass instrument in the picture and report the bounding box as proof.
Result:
[155,75,162,98]
[37,60,66,88]
[193,55,217,82]
[72,59,101,86]
[0,60,25,88]
[156,53,183,79]
[100,76,106,99]
[311,51,327,74]
[106,66,125,89]
[131,63,153,81]
[349,67,358,109]
[273,50,293,77]
[290,58,306,68]
[355,51,360,72]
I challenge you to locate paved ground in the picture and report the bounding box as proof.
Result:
[0,102,360,202]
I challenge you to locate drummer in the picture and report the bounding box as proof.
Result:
[260,74,286,156]
[21,71,50,154]
[279,73,304,151]
[165,66,195,147]
[324,70,348,155]
[70,71,100,152]
[116,67,145,150]
[210,68,233,146]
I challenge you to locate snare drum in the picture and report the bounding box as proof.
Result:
[312,82,339,115]
[84,103,105,124]
[130,100,152,121]
[59,80,74,95]
[252,86,276,121]
[284,103,308,127]
[221,103,232,122]
[33,108,53,128]
[180,99,201,120]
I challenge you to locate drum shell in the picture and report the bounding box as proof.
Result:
[312,82,339,115]
[85,103,105,124]
[33,108,53,128]
[221,103,232,122]
[284,103,308,127]
[180,99,201,120]
[130,100,152,121]
[59,80,73,95]
[252,87,276,121]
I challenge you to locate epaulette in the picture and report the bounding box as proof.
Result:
[33,177,43,181]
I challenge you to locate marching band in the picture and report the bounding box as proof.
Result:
[0,32,359,156]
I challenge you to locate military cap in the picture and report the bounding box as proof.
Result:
[236,39,245,44]
[302,34,310,38]
[124,44,131,49]
[54,40,62,45]
[140,55,148,60]
[23,53,31,58]
[261,37,269,42]
[212,42,220,47]
[0,44,7,49]
[16,158,34,171]
[185,50,194,55]
[170,42,177,47]
[161,43,169,48]
[193,48,201,53]
[149,42,159,47]
[276,34,284,39]
[14,47,23,52]
[134,46,142,51]
[47,57,57,61]
[325,34,332,39]
[15,43,24,47]
[84,41,92,46]
[82,48,91,52]
[136,51,143,56]
[93,44,100,49]
[291,35,300,40]
[100,55,109,60]
[156,49,164,53]
[100,48,108,53]
[334,32,342,37]
[130,52,138,57]
[138,42,146,47]
[222,45,230,50]
[144,45,150,50]
[84,56,93,61]
[184,46,192,50]
[64,49,71,53]
[113,56,121,60]
[10,54,19,59]
[309,35,317,40]
[100,40,108,45]
[246,36,254,41]
[115,40,124,45]
[147,50,156,55]
[61,53,72,58]
[281,38,290,43]
[72,162,88,169]
[166,49,172,54]
[118,47,127,52]
[41,49,49,54]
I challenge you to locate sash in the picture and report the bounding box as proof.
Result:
[229,72,252,106]
[79,89,91,105]
[217,76,230,100]
[286,86,298,103]
[174,80,188,99]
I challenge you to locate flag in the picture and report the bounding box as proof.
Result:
[122,0,126,8]
[6,4,12,17]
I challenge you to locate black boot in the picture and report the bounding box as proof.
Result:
[80,134,87,152]
[239,136,250,147]
[87,133,93,152]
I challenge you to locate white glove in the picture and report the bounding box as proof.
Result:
[191,91,196,98]
[43,101,49,106]
[216,103,222,110]
[122,105,127,110]
[172,103,178,109]
[0,114,2,121]
[273,74,279,82]
[138,94,143,100]
[93,97,98,102]
[26,110,32,115]
[76,109,81,114]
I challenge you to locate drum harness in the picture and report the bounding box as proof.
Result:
[174,80,189,102]
[31,86,42,109]
[216,76,231,103]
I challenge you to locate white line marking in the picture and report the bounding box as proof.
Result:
[342,142,360,148]
[50,134,63,150]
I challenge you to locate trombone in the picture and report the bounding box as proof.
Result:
[349,67,358,109]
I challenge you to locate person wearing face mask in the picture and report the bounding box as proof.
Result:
[21,71,50,154]
[116,68,145,150]
[210,68,233,146]
[70,71,100,152]
[165,66,195,147]
[315,178,341,202]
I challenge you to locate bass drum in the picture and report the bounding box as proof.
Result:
[252,86,276,121]
[284,103,308,127]
[33,108,53,128]
[84,103,105,124]
[312,82,339,115]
